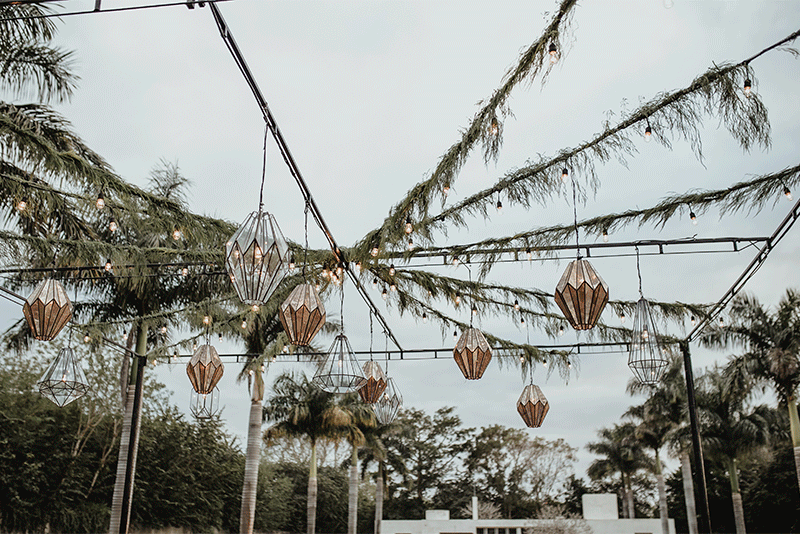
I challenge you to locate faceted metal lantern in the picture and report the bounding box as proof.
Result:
[628,297,669,385]
[37,347,89,407]
[312,334,366,393]
[225,210,291,306]
[358,360,387,403]
[554,258,609,330]
[279,283,326,346]
[373,377,402,425]
[453,328,492,380]
[190,387,220,420]
[23,279,73,341]
[517,384,550,428]
[186,343,224,395]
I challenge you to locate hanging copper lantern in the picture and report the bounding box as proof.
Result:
[517,383,550,428]
[279,283,326,346]
[554,258,609,330]
[453,328,492,380]
[358,359,387,403]
[225,210,291,306]
[23,279,72,341]
[373,377,402,425]
[628,297,669,385]
[312,334,366,393]
[189,387,220,419]
[37,347,89,407]
[186,343,224,395]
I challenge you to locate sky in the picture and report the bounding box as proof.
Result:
[4,0,800,490]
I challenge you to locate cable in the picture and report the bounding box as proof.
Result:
[0,0,246,21]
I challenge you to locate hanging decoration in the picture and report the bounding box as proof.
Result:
[189,387,220,419]
[517,383,550,428]
[628,247,669,385]
[23,278,73,341]
[359,313,387,403]
[312,284,366,393]
[453,328,492,380]
[280,203,326,345]
[186,343,224,395]
[373,376,402,424]
[225,126,291,305]
[555,176,608,330]
[37,345,89,407]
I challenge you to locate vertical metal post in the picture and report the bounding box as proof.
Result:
[680,341,712,534]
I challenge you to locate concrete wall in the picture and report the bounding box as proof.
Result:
[382,517,676,534]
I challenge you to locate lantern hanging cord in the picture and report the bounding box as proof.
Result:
[303,201,309,282]
[636,245,643,298]
[340,280,345,334]
[465,263,474,327]
[259,123,268,210]
[572,176,580,259]
[369,311,374,361]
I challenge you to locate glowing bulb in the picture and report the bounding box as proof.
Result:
[218,334,223,342]
[109,219,118,232]
[453,330,458,342]
[241,320,247,329]
[743,78,752,98]
[315,282,320,291]
[620,312,626,324]
[203,315,210,325]
[322,268,329,279]
[561,168,568,182]
[336,266,343,277]
[161,326,167,334]
[338,356,343,368]
[282,345,289,354]
[496,199,503,212]
[172,228,181,240]
[602,229,609,242]
[422,312,428,323]
[252,304,259,312]
[371,247,379,257]
[514,299,520,311]
[382,288,388,300]
[390,284,396,292]
[784,186,793,201]
[520,355,524,362]
[84,334,90,343]
[644,125,652,142]
[443,184,450,197]
[719,317,724,327]
[520,316,525,325]
[192,342,197,352]
[641,328,649,341]
[289,256,296,271]
[104,259,112,272]
[173,351,178,360]
[96,192,105,209]
[691,315,696,326]
[452,256,459,266]
[407,238,414,251]
[372,278,378,289]
[558,325,565,336]
[389,264,395,276]
[548,43,558,63]
[454,294,461,305]
[526,249,532,261]
[690,211,698,225]
[61,374,67,382]
[405,217,413,234]
[472,304,477,316]
[355,262,362,273]
[567,360,572,369]
[249,369,254,375]
[17,199,26,211]
[181,266,189,277]
[272,355,277,362]
[490,116,499,137]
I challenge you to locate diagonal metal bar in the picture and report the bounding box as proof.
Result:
[208,3,402,351]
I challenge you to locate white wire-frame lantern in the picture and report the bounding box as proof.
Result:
[312,334,367,393]
[628,297,669,385]
[189,387,220,420]
[37,347,89,407]
[373,376,402,425]
[225,210,291,306]
[23,279,73,341]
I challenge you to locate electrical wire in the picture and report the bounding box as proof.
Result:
[0,0,246,21]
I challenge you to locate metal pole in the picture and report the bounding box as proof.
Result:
[680,341,712,534]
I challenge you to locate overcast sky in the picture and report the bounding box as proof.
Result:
[5,0,800,485]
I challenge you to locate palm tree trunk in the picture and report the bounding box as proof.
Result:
[787,394,800,493]
[728,458,746,534]
[109,381,136,534]
[240,376,264,534]
[348,445,359,534]
[620,473,631,518]
[308,439,318,534]
[655,451,669,534]
[680,450,699,534]
[374,462,384,534]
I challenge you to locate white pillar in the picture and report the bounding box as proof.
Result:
[472,496,479,520]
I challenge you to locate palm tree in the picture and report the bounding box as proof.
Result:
[359,420,395,534]
[338,393,375,534]
[586,422,651,518]
[264,372,355,534]
[696,366,772,534]
[702,290,800,493]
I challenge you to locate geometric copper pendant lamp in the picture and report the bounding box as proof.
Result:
[279,283,326,346]
[186,343,225,395]
[516,383,550,428]
[554,258,609,330]
[453,327,492,380]
[23,278,73,341]
[358,359,387,403]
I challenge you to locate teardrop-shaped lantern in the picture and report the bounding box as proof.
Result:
[373,377,402,425]
[453,328,492,380]
[628,297,669,385]
[225,210,291,306]
[554,258,609,330]
[358,360,387,403]
[189,387,220,420]
[186,344,224,394]
[37,347,89,407]
[312,334,366,393]
[23,279,73,341]
[279,283,326,346]
[517,384,550,428]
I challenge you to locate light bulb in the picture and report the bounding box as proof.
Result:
[558,325,565,336]
[561,168,568,182]
[641,328,649,341]
[567,360,572,369]
[422,312,428,323]
[719,317,724,327]
[337,266,343,277]
[372,278,378,289]
[203,315,210,325]
[520,355,524,362]
[407,238,414,251]
[322,268,329,279]
[743,78,752,98]
[454,294,461,305]
[289,256,296,271]
[514,299,520,311]
[371,247,379,257]
[389,264,395,276]
[443,184,450,197]
[620,312,626,324]
[161,326,167,334]
[472,304,477,316]
[172,228,181,240]
[644,125,652,142]
[526,249,532,261]
[241,320,247,329]
[390,284,396,292]
[520,317,525,325]
[252,304,259,312]
[181,266,189,277]
[282,345,289,354]
[173,351,178,360]
[109,219,118,232]
[84,334,90,343]
[453,330,458,342]
[548,43,558,63]
[96,192,105,209]
[496,199,503,212]
[105,259,112,272]
[17,199,27,211]
[784,186,793,201]
[249,369,254,375]
[490,116,499,137]
[355,262,362,273]
[192,342,197,352]
[338,356,343,368]
[272,355,277,362]
[315,282,320,291]
[690,211,698,225]
[218,334,223,342]
[405,217,413,234]
[452,256,459,266]
[691,315,696,326]
[382,288,388,300]
[602,229,609,242]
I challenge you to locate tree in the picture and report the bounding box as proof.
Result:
[586,422,651,519]
[264,372,355,534]
[339,393,376,534]
[702,290,800,493]
[359,417,396,534]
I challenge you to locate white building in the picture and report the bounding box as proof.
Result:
[381,494,675,534]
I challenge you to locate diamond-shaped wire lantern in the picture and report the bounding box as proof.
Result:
[186,344,224,395]
[37,347,89,407]
[312,334,366,393]
[279,283,326,346]
[190,387,220,420]
[358,360,387,403]
[517,384,550,428]
[23,279,72,341]
[225,210,290,306]
[628,297,669,385]
[554,258,609,330]
[453,328,492,380]
[373,376,402,425]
